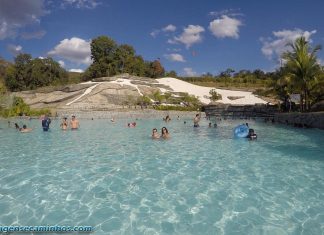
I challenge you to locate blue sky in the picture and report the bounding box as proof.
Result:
[0,0,324,76]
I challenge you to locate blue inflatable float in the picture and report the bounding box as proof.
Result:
[234,124,249,138]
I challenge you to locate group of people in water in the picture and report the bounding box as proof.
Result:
[151,127,170,139]
[60,115,80,130]
[9,112,258,141]
[11,114,80,133]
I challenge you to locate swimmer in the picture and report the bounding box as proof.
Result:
[60,117,68,130]
[70,115,79,130]
[177,116,180,120]
[208,122,212,128]
[247,129,257,140]
[111,118,115,123]
[14,123,20,130]
[214,123,217,128]
[161,127,170,139]
[163,115,171,122]
[128,122,136,128]
[151,128,160,139]
[20,125,32,133]
[193,113,201,127]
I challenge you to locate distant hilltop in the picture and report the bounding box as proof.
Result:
[12,74,267,111]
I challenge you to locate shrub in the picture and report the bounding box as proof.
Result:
[209,89,222,101]
[0,96,51,117]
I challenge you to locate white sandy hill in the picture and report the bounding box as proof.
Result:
[157,77,267,105]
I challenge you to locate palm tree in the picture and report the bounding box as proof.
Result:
[282,36,321,111]
[282,37,322,110]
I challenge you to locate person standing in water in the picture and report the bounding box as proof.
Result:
[60,117,68,130]
[193,113,201,127]
[70,115,79,130]
[42,115,51,131]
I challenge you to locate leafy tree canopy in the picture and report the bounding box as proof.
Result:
[84,35,165,80]
[4,53,67,91]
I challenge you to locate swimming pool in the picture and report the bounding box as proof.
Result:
[0,118,323,234]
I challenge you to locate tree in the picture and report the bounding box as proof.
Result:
[91,36,117,63]
[4,54,67,91]
[219,68,235,85]
[146,60,165,78]
[202,72,213,78]
[165,70,177,78]
[84,36,165,80]
[113,44,136,74]
[282,36,322,111]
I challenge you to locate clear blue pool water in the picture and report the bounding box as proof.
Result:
[0,117,323,235]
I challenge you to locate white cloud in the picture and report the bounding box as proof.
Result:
[48,37,91,65]
[58,60,65,67]
[69,68,84,73]
[167,38,177,44]
[183,67,197,77]
[150,29,160,38]
[162,24,176,32]
[61,0,100,9]
[260,29,317,59]
[7,44,22,55]
[209,15,242,39]
[150,24,177,38]
[164,53,186,62]
[209,9,243,18]
[172,25,205,48]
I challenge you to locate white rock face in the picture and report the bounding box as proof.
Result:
[157,77,267,105]
[13,75,267,110]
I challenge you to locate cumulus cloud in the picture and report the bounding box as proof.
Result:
[0,0,47,39]
[69,68,84,73]
[7,44,23,56]
[48,37,92,65]
[260,29,317,60]
[209,15,242,39]
[171,25,205,48]
[183,67,197,77]
[61,0,101,9]
[164,53,186,62]
[162,24,176,32]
